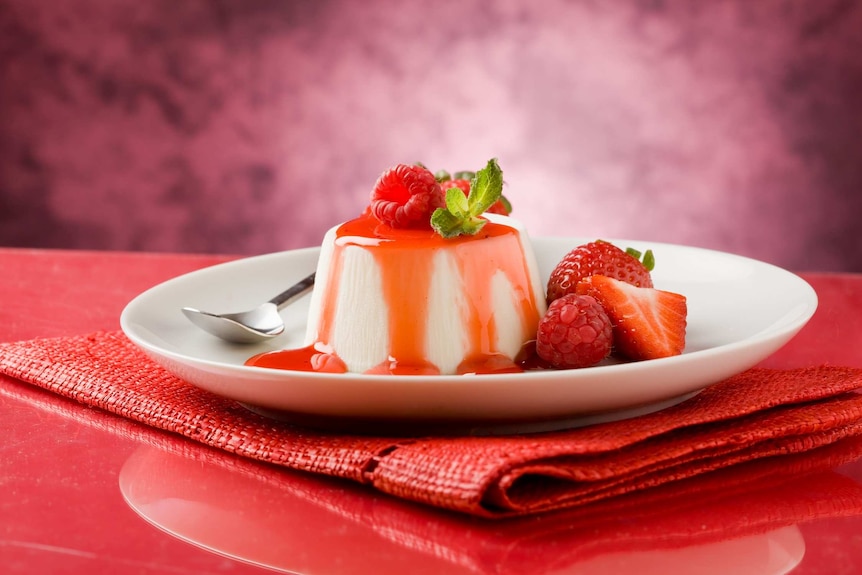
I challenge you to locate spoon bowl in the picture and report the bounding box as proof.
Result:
[182,302,285,343]
[181,272,315,344]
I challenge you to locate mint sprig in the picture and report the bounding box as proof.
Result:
[431,158,503,238]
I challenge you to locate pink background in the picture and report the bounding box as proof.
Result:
[1,0,860,271]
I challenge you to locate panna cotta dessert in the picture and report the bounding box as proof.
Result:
[248,158,547,375]
[304,212,546,375]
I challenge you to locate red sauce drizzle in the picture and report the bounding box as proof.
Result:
[247,342,347,373]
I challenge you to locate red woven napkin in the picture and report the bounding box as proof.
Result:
[2,330,862,518]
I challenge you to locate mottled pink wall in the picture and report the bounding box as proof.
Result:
[1,0,861,271]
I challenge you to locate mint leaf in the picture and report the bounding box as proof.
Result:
[467,158,503,216]
[430,158,504,238]
[432,188,486,237]
[445,187,470,218]
[430,209,467,238]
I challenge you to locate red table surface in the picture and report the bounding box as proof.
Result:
[1,247,861,575]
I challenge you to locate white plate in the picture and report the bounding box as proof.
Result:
[120,238,817,434]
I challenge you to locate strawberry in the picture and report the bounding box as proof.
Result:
[546,241,654,304]
[370,164,445,228]
[576,275,687,361]
[535,294,613,368]
[439,177,471,195]
[486,197,512,216]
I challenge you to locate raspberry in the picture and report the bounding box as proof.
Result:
[546,241,654,304]
[535,294,613,369]
[370,164,445,228]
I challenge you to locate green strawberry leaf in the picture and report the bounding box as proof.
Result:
[430,158,503,238]
[642,249,655,271]
[625,246,656,271]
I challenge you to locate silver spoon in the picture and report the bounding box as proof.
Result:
[181,272,316,344]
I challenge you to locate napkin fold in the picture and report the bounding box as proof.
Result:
[1,330,862,518]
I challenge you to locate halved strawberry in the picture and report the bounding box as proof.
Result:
[576,275,687,360]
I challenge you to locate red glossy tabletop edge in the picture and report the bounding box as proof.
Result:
[1,247,861,575]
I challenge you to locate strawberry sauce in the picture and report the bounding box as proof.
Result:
[246,214,542,375]
[246,342,347,373]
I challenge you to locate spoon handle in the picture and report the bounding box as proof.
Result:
[269,272,316,310]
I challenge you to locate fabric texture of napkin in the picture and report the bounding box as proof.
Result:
[2,330,862,518]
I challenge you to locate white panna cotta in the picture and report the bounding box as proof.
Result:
[302,212,547,375]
